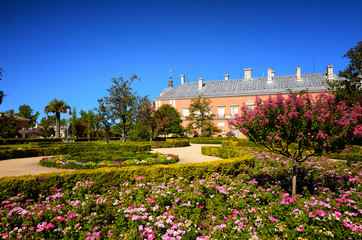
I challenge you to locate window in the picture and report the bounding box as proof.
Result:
[183,108,189,117]
[217,106,225,118]
[230,105,239,117]
[246,97,254,110]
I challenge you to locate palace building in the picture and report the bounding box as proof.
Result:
[154,65,341,137]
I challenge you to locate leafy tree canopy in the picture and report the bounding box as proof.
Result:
[186,94,221,137]
[44,99,71,138]
[16,104,40,128]
[327,41,362,107]
[155,104,183,136]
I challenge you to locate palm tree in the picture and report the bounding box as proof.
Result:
[44,99,71,138]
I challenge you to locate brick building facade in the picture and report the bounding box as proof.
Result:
[155,65,341,137]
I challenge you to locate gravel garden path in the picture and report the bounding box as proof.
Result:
[0,144,221,178]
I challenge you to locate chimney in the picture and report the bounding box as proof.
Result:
[327,65,334,79]
[244,68,252,79]
[271,70,275,78]
[198,77,203,90]
[296,66,302,81]
[224,74,230,80]
[267,68,273,83]
[181,74,185,84]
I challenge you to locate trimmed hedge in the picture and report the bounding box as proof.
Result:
[0,143,152,160]
[202,146,254,159]
[0,137,120,145]
[190,137,227,144]
[151,139,190,148]
[0,152,254,202]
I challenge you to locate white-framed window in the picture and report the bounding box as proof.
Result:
[230,105,239,116]
[183,107,189,117]
[217,106,225,118]
[246,97,254,110]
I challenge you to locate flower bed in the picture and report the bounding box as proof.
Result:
[1,152,361,239]
[40,152,179,169]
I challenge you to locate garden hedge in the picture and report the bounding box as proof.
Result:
[150,139,190,148]
[190,137,228,144]
[0,151,254,201]
[0,137,121,145]
[0,143,152,160]
[201,146,255,159]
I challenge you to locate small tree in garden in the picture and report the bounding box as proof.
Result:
[44,99,71,138]
[155,104,183,137]
[186,94,221,137]
[229,91,362,195]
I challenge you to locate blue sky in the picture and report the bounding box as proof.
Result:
[1,0,361,120]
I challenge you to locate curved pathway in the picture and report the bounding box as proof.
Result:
[0,144,221,178]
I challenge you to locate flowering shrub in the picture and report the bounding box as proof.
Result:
[229,91,362,194]
[40,153,178,169]
[1,152,361,239]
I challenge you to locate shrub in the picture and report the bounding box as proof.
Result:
[151,139,190,148]
[0,154,254,202]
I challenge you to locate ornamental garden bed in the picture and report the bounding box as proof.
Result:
[40,151,179,169]
[0,150,361,239]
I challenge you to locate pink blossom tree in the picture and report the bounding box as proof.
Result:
[229,91,362,195]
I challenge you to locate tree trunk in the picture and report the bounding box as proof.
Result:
[292,159,297,195]
[56,112,60,138]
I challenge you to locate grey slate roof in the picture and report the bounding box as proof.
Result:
[155,73,341,100]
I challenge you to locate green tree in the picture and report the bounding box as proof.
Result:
[0,113,18,138]
[5,109,15,115]
[44,99,71,138]
[106,75,140,142]
[71,107,77,138]
[0,68,4,106]
[186,94,221,137]
[155,104,183,137]
[94,98,116,144]
[327,41,362,107]
[39,116,56,137]
[87,110,95,138]
[16,104,40,128]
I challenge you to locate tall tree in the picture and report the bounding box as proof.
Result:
[71,107,77,138]
[16,104,40,128]
[130,96,154,141]
[94,98,116,144]
[87,110,95,138]
[229,91,362,195]
[0,68,4,106]
[0,114,18,138]
[106,75,140,142]
[327,41,362,107]
[155,104,183,137]
[186,94,221,137]
[44,99,71,138]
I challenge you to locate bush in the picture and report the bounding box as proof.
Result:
[151,139,190,148]
[190,137,227,144]
[0,153,254,202]
[0,142,152,160]
[346,154,362,166]
[202,146,253,159]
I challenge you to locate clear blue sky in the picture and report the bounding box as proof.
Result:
[1,0,361,120]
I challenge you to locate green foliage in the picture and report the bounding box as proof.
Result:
[201,146,255,160]
[327,41,362,107]
[150,139,190,148]
[0,114,18,138]
[0,142,152,160]
[106,75,140,142]
[186,94,221,137]
[94,98,115,144]
[129,121,152,142]
[71,106,77,138]
[16,104,39,128]
[39,152,179,169]
[44,99,71,138]
[190,137,228,144]
[155,104,184,136]
[0,156,253,202]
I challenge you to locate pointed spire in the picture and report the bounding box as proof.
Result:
[168,69,174,87]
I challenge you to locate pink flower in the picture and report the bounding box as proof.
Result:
[308,212,313,218]
[268,216,278,222]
